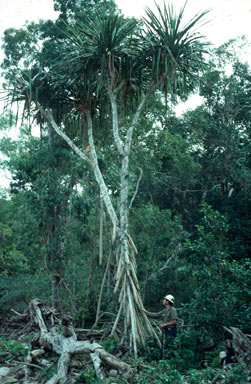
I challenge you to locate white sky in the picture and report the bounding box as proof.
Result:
[117,0,251,46]
[0,0,250,46]
[0,0,251,188]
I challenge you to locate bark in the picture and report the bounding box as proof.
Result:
[99,198,104,266]
[85,110,119,242]
[90,352,104,379]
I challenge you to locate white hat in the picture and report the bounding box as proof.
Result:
[164,294,174,304]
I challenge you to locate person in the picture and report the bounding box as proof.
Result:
[219,339,237,370]
[143,294,178,356]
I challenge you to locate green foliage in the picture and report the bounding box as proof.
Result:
[0,337,29,357]
[39,357,59,381]
[178,204,250,356]
[184,367,216,384]
[138,336,162,362]
[143,2,210,96]
[76,365,96,383]
[131,203,186,306]
[136,360,183,384]
[131,358,248,384]
[100,337,117,353]
[1,22,44,71]
[0,221,28,275]
[0,274,50,313]
[53,0,117,24]
[220,364,249,384]
[2,0,210,121]
[171,329,202,370]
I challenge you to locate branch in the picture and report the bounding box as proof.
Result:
[108,88,124,156]
[10,309,23,316]
[129,167,143,210]
[159,243,182,272]
[9,360,45,370]
[38,104,119,243]
[37,105,91,164]
[126,232,138,255]
[125,82,160,155]
[173,185,221,194]
[114,81,125,94]
[90,352,104,380]
[94,250,113,328]
[85,110,119,242]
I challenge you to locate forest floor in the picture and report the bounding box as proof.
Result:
[0,300,250,384]
[0,299,135,383]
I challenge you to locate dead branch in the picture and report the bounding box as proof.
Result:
[26,299,132,384]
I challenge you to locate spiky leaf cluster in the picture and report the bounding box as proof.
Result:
[142,1,210,98]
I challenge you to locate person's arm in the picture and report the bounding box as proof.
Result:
[142,308,164,319]
[159,319,177,328]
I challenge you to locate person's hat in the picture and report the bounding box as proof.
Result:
[164,294,174,304]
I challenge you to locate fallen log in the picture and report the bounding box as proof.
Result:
[27,299,132,384]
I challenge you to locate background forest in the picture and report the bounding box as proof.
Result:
[0,0,250,383]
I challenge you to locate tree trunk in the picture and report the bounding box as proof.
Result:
[108,89,161,355]
[38,102,161,356]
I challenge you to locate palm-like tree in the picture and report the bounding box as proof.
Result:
[5,2,210,355]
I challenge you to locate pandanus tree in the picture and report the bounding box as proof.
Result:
[4,1,209,354]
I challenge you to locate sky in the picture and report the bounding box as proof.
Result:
[0,0,250,188]
[0,0,250,46]
[117,0,251,46]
